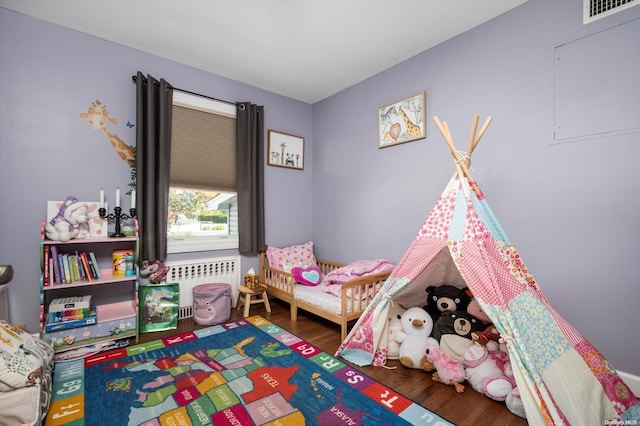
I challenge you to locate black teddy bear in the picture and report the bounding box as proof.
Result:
[431,310,485,342]
[431,310,486,362]
[423,285,471,321]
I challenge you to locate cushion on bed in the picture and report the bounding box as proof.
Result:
[280,261,313,272]
[291,265,323,286]
[266,242,316,270]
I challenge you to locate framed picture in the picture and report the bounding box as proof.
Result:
[268,130,304,170]
[378,90,426,148]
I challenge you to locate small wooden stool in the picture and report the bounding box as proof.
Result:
[236,285,271,317]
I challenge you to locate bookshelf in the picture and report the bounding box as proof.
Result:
[39,220,139,360]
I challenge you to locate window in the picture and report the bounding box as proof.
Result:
[168,92,238,253]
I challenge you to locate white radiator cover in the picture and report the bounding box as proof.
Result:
[165,257,241,319]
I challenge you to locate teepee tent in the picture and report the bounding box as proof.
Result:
[336,116,639,424]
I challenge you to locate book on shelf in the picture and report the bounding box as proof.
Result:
[44,308,97,333]
[88,252,102,279]
[48,258,54,286]
[43,244,50,286]
[51,245,61,284]
[62,254,72,284]
[70,255,79,282]
[79,252,93,282]
[58,253,66,284]
[74,252,85,281]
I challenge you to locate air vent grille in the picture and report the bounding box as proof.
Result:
[584,0,638,23]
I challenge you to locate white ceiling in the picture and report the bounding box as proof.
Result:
[1,0,527,103]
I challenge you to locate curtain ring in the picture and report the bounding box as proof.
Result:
[238,104,246,111]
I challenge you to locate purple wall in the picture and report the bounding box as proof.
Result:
[312,0,640,375]
[0,8,313,332]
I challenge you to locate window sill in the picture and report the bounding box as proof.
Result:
[167,236,239,254]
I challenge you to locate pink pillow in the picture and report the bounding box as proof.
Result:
[266,242,316,270]
[291,265,323,286]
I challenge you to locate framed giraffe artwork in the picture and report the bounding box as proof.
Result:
[378,90,426,148]
[267,130,305,170]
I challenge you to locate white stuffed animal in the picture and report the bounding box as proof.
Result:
[398,307,437,371]
[45,196,90,242]
[462,341,513,401]
[386,302,407,360]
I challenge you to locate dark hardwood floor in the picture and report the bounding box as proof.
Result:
[138,299,528,426]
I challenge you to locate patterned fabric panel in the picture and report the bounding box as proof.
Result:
[458,242,530,310]
[574,341,638,413]
[390,238,445,281]
[501,292,572,376]
[542,350,619,424]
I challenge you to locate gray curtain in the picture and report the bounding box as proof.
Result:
[135,72,173,263]
[236,102,266,254]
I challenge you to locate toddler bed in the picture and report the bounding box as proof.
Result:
[259,242,393,339]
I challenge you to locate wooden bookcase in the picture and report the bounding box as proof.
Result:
[39,220,139,361]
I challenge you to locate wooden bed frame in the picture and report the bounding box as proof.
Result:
[259,252,391,340]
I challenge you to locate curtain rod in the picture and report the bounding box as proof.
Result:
[131,75,236,106]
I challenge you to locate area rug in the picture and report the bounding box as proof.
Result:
[46,315,453,425]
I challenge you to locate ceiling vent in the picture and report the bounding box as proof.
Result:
[584,0,638,23]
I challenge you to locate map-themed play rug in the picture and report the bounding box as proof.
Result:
[46,316,453,425]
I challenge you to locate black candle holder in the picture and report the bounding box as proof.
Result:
[99,206,136,238]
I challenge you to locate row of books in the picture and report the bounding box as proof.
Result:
[43,246,103,286]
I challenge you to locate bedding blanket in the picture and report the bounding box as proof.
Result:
[321,259,394,298]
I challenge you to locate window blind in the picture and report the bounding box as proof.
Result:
[170,104,236,191]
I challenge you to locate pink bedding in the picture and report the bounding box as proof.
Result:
[321,259,394,297]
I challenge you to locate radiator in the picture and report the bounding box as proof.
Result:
[165,257,241,319]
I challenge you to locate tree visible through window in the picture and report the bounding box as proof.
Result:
[168,189,235,239]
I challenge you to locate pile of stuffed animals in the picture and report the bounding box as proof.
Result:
[387,284,526,419]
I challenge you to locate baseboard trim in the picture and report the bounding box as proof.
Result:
[619,370,640,398]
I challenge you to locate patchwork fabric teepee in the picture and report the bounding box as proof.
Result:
[336,116,639,425]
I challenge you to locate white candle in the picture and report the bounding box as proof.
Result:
[115,187,120,208]
[131,189,136,209]
[99,189,104,209]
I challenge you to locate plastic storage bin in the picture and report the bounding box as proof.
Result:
[192,283,231,326]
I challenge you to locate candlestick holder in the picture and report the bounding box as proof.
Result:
[99,206,136,238]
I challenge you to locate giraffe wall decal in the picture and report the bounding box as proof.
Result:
[78,100,135,166]
[79,100,137,195]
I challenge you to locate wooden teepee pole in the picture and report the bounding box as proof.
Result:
[433,115,492,183]
[433,116,476,183]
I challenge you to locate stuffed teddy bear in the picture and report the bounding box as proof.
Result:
[462,341,514,402]
[398,307,437,371]
[432,310,485,363]
[425,345,466,393]
[45,196,90,242]
[423,285,471,321]
[386,302,407,360]
[139,260,169,285]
